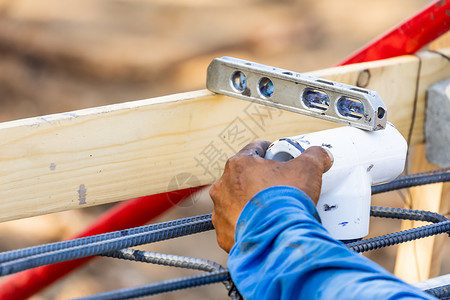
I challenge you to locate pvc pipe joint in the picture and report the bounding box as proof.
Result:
[265,123,407,240]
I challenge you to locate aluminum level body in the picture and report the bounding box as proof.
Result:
[207,56,387,131]
[265,123,407,240]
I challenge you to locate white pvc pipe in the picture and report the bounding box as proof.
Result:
[265,123,407,240]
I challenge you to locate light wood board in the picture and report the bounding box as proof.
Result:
[0,48,449,222]
[394,35,450,283]
[394,145,449,282]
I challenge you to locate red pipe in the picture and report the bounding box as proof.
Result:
[1,1,449,299]
[338,0,449,65]
[0,186,203,300]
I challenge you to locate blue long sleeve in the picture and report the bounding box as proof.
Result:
[227,186,436,300]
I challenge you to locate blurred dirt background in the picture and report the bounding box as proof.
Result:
[0,0,448,299]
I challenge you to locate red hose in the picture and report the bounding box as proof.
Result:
[1,1,449,299]
[338,0,450,65]
[0,186,204,300]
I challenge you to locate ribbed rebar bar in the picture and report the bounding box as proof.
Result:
[74,270,231,300]
[102,249,223,272]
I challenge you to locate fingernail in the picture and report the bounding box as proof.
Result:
[322,147,334,167]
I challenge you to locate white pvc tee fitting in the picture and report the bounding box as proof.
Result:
[265,123,407,241]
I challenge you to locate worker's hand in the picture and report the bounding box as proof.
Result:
[209,141,333,253]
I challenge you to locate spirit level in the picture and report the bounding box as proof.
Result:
[207,56,387,131]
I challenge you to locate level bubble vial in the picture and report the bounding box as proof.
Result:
[231,71,247,92]
[258,77,274,98]
[337,97,364,119]
[302,89,330,111]
[377,107,385,119]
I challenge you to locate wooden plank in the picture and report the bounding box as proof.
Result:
[392,33,450,282]
[394,32,450,281]
[429,30,450,51]
[394,144,448,282]
[0,48,449,222]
